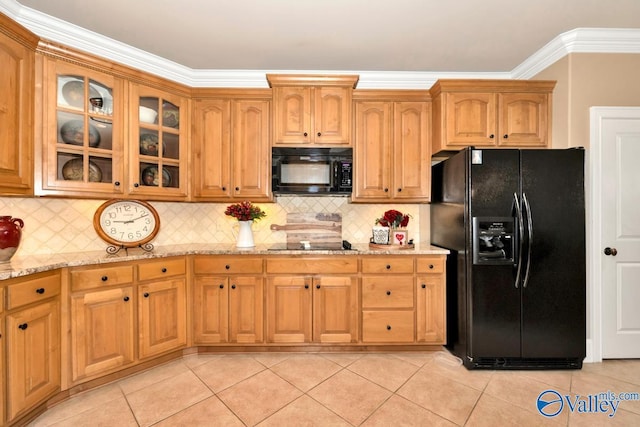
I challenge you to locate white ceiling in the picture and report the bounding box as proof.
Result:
[4,0,640,87]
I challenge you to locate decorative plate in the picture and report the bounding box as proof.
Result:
[139,133,164,156]
[62,80,101,108]
[161,102,180,128]
[62,158,103,182]
[141,166,171,187]
[60,120,101,147]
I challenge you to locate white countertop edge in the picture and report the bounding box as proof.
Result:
[0,243,450,280]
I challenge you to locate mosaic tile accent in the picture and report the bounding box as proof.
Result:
[0,196,429,256]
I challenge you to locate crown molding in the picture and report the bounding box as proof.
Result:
[3,0,640,88]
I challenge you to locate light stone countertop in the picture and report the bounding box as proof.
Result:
[0,242,449,281]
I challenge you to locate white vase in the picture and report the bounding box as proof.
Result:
[235,220,255,248]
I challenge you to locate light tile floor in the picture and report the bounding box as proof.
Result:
[29,351,640,426]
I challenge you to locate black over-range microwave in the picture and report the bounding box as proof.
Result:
[272,147,353,195]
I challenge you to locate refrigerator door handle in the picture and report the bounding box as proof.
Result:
[513,192,525,289]
[522,192,534,288]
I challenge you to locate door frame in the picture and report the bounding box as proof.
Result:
[588,106,640,363]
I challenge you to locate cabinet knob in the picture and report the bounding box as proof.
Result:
[386,325,392,331]
[429,264,434,269]
[18,323,28,330]
[225,264,230,270]
[134,183,140,188]
[231,284,236,289]
[143,292,150,298]
[219,284,224,289]
[386,264,391,270]
[316,284,321,289]
[123,296,130,302]
[35,287,45,294]
[303,132,308,137]
[489,134,495,139]
[114,181,120,187]
[222,186,226,191]
[304,284,309,289]
[386,290,391,296]
[317,132,321,137]
[397,188,402,193]
[384,188,389,192]
[503,134,509,139]
[161,267,167,273]
[421,283,426,289]
[235,187,240,191]
[102,276,108,281]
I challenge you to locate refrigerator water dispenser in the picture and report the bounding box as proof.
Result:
[472,217,515,265]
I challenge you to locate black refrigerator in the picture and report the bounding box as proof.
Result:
[431,148,586,369]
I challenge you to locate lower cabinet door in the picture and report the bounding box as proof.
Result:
[228,276,264,343]
[71,287,135,382]
[193,276,229,344]
[416,274,446,344]
[138,278,187,359]
[267,276,312,343]
[6,300,60,421]
[313,276,358,343]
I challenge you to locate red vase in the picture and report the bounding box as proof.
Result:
[0,216,24,262]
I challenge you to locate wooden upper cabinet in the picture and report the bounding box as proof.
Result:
[0,16,38,196]
[129,83,189,200]
[353,91,430,203]
[267,74,358,146]
[39,57,125,197]
[430,79,555,154]
[192,92,271,201]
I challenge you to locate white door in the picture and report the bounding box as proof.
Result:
[591,107,640,358]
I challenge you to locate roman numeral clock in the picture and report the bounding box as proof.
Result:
[93,199,160,254]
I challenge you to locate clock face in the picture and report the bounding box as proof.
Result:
[93,200,160,247]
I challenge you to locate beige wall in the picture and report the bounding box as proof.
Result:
[535,53,640,148]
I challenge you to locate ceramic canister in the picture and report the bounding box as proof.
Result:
[0,216,24,262]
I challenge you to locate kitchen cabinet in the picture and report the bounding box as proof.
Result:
[192,93,271,201]
[267,74,358,146]
[430,79,555,154]
[416,256,446,344]
[4,271,61,423]
[192,256,264,344]
[129,83,189,200]
[39,57,125,197]
[266,257,358,343]
[0,15,38,196]
[353,91,431,202]
[68,264,135,384]
[137,257,187,359]
[361,257,415,343]
[1,287,4,424]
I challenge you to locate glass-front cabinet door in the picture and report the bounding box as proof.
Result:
[41,59,124,196]
[129,84,188,199]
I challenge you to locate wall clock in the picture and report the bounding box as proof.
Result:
[93,199,160,254]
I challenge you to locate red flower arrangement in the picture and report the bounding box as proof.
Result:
[375,209,410,229]
[224,201,266,222]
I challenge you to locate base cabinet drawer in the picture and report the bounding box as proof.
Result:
[362,311,414,343]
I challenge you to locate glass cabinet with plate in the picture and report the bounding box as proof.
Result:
[128,83,188,199]
[40,59,124,196]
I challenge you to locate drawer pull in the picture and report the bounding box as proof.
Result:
[123,296,130,302]
[143,292,150,298]
[429,264,434,269]
[219,284,224,289]
[421,283,426,289]
[386,290,391,296]
[35,288,45,294]
[101,276,108,281]
[18,323,28,330]
[161,267,167,273]
[231,284,236,289]
[386,264,391,270]
[225,264,231,270]
[386,325,392,331]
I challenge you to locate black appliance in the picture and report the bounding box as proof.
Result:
[431,147,586,370]
[272,147,352,195]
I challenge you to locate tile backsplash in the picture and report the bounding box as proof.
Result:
[0,196,429,257]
